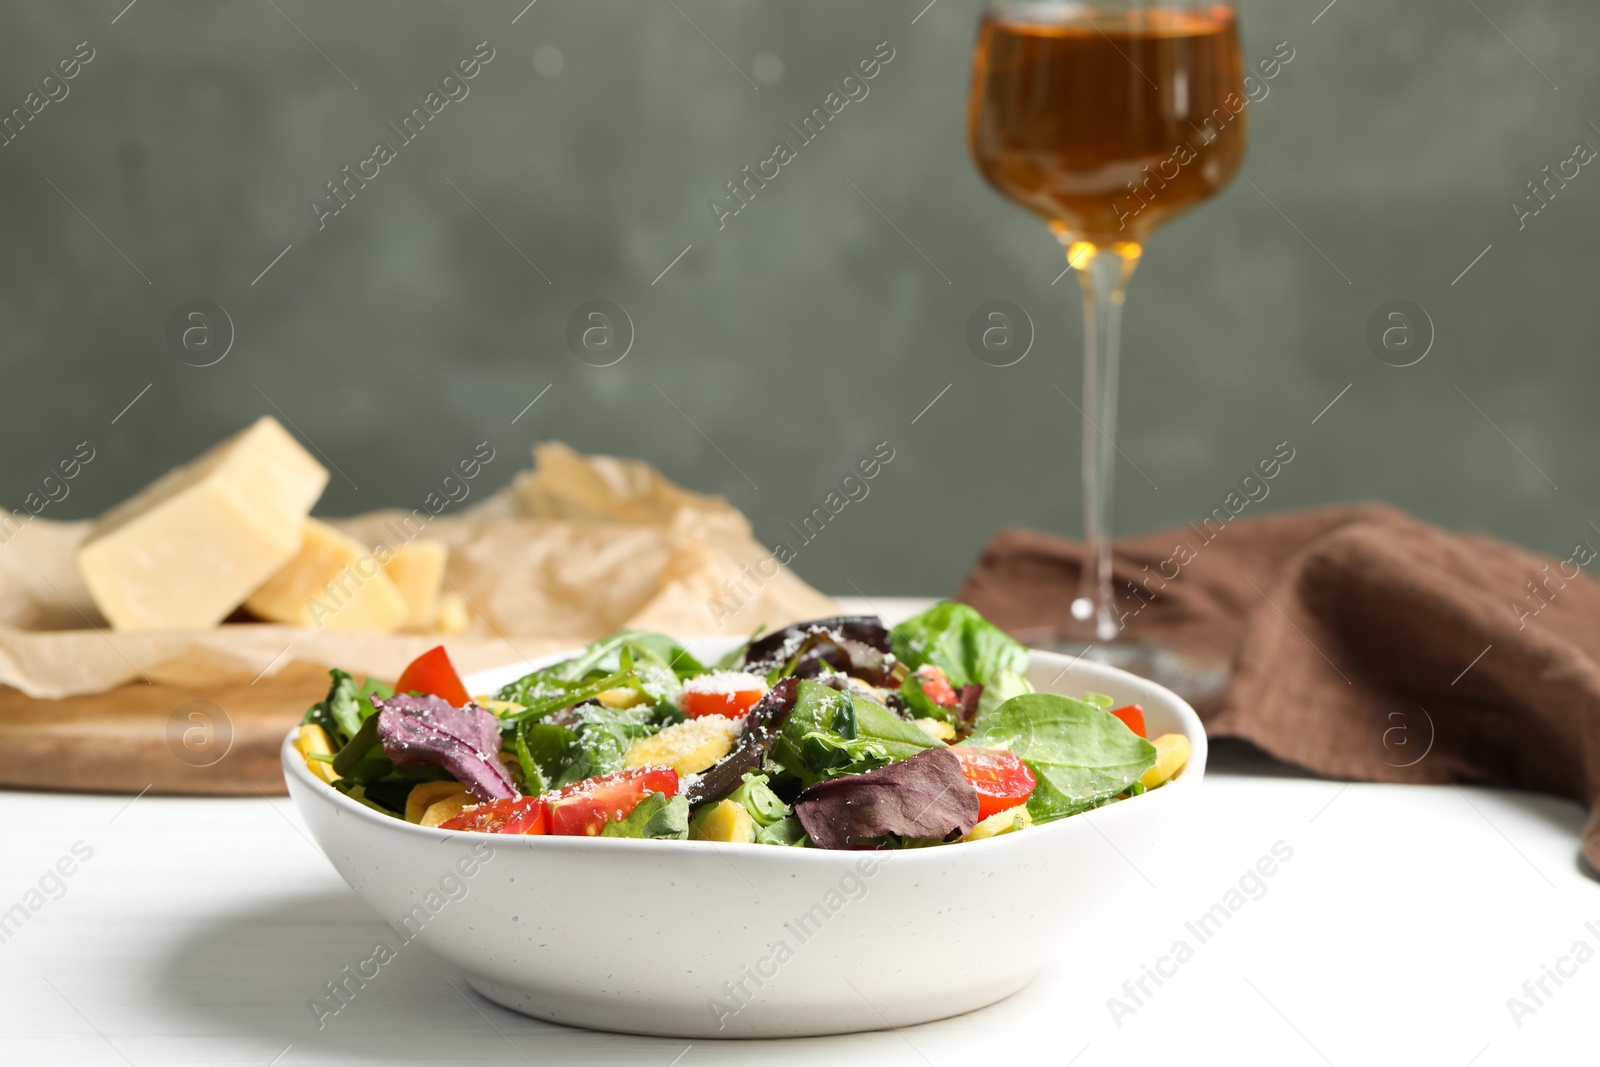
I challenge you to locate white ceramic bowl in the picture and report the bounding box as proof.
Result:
[281,641,1207,1039]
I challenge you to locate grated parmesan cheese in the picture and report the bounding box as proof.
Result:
[680,670,767,696]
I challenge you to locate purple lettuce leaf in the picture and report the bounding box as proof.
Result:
[793,746,979,849]
[374,694,517,801]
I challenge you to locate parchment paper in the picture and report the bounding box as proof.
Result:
[0,443,836,699]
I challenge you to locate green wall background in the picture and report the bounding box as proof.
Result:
[2,0,1596,595]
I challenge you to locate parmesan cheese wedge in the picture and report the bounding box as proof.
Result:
[76,417,328,630]
[380,539,448,630]
[434,590,469,633]
[245,518,407,632]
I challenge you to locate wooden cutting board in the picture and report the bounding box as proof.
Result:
[0,662,332,796]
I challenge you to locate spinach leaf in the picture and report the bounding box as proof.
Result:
[854,692,944,760]
[600,792,690,839]
[360,776,416,814]
[890,602,1029,689]
[331,713,392,782]
[898,672,953,723]
[519,721,581,789]
[966,693,1157,822]
[755,815,808,847]
[521,702,680,789]
[563,704,665,783]
[354,677,394,719]
[975,668,1034,721]
[767,681,938,789]
[330,779,393,814]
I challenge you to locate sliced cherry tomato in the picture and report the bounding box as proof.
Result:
[950,746,1036,821]
[681,688,764,720]
[915,664,959,707]
[439,796,548,835]
[1110,704,1147,738]
[546,766,679,837]
[394,645,471,707]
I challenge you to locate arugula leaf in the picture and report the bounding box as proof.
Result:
[600,630,706,679]
[326,670,366,739]
[511,721,547,796]
[767,681,939,789]
[301,670,394,748]
[518,630,702,687]
[298,669,365,745]
[966,693,1157,822]
[600,792,690,839]
[890,602,1029,689]
[497,669,648,724]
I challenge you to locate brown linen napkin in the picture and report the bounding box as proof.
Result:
[958,504,1600,868]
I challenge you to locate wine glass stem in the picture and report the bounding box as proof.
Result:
[1069,240,1141,643]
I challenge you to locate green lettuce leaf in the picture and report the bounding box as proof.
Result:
[889,602,1029,688]
[768,681,938,789]
[966,692,1156,822]
[601,792,690,839]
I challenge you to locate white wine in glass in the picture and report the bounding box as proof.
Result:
[968,1,1247,688]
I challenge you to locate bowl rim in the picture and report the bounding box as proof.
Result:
[280,644,1207,863]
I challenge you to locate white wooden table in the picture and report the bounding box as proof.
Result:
[1,599,1592,1065]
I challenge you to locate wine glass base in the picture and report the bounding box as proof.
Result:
[1035,637,1228,707]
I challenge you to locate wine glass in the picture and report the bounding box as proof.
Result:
[968,0,1246,687]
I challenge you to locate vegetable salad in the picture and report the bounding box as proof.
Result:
[294,603,1191,848]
